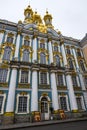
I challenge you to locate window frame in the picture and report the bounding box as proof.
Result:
[0,69,8,83]
[0,94,6,115]
[15,94,30,114]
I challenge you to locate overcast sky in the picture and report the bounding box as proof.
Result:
[0,0,87,39]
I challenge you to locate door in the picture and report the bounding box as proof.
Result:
[41,97,49,120]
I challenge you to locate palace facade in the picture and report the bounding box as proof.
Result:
[0,5,87,124]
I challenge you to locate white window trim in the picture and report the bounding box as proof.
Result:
[0,94,6,115]
[39,71,49,85]
[6,68,10,82]
[15,94,30,114]
[59,95,70,112]
[76,95,86,110]
[19,69,30,83]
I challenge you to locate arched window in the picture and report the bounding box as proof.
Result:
[23,49,29,62]
[3,46,11,61]
[41,97,48,113]
[79,60,85,71]
[40,53,46,64]
[68,58,74,70]
[55,55,60,66]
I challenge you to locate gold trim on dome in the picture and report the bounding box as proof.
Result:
[33,11,42,24]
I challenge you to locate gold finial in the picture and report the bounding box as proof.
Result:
[46,8,48,14]
[35,9,37,14]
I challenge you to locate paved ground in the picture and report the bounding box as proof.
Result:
[0,118,87,130]
[15,120,87,130]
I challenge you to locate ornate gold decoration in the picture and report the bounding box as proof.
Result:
[0,82,8,87]
[0,30,5,33]
[37,23,47,33]
[57,86,67,90]
[33,11,42,24]
[8,32,14,37]
[20,45,33,58]
[4,112,14,116]
[0,90,4,94]
[18,20,22,24]
[24,5,33,24]
[37,48,49,61]
[43,11,53,29]
[73,87,81,91]
[59,92,66,96]
[24,35,30,40]
[40,39,45,43]
[72,110,78,113]
[18,83,30,88]
[39,84,50,89]
[20,91,28,95]
[42,93,48,96]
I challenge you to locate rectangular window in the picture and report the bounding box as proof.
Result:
[66,49,71,54]
[18,96,27,113]
[77,51,81,57]
[84,77,87,88]
[72,76,78,87]
[7,37,13,43]
[40,72,47,84]
[21,71,28,83]
[24,40,30,46]
[40,43,45,49]
[0,69,8,83]
[76,97,82,110]
[54,46,58,51]
[60,97,67,111]
[57,75,64,86]
[0,96,4,113]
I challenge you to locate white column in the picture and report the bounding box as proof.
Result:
[61,43,67,66]
[48,40,53,63]
[79,74,87,109]
[6,67,17,112]
[66,74,78,111]
[32,37,37,62]
[14,33,21,59]
[51,72,59,110]
[0,31,4,44]
[72,47,79,69]
[31,70,38,111]
[79,74,86,90]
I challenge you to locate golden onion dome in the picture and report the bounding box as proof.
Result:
[33,11,42,24]
[43,11,52,21]
[24,5,33,16]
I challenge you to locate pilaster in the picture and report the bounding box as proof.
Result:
[31,67,38,111]
[50,71,59,110]
[66,72,78,112]
[48,39,53,64]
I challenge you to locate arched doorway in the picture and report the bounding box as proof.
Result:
[40,96,49,120]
